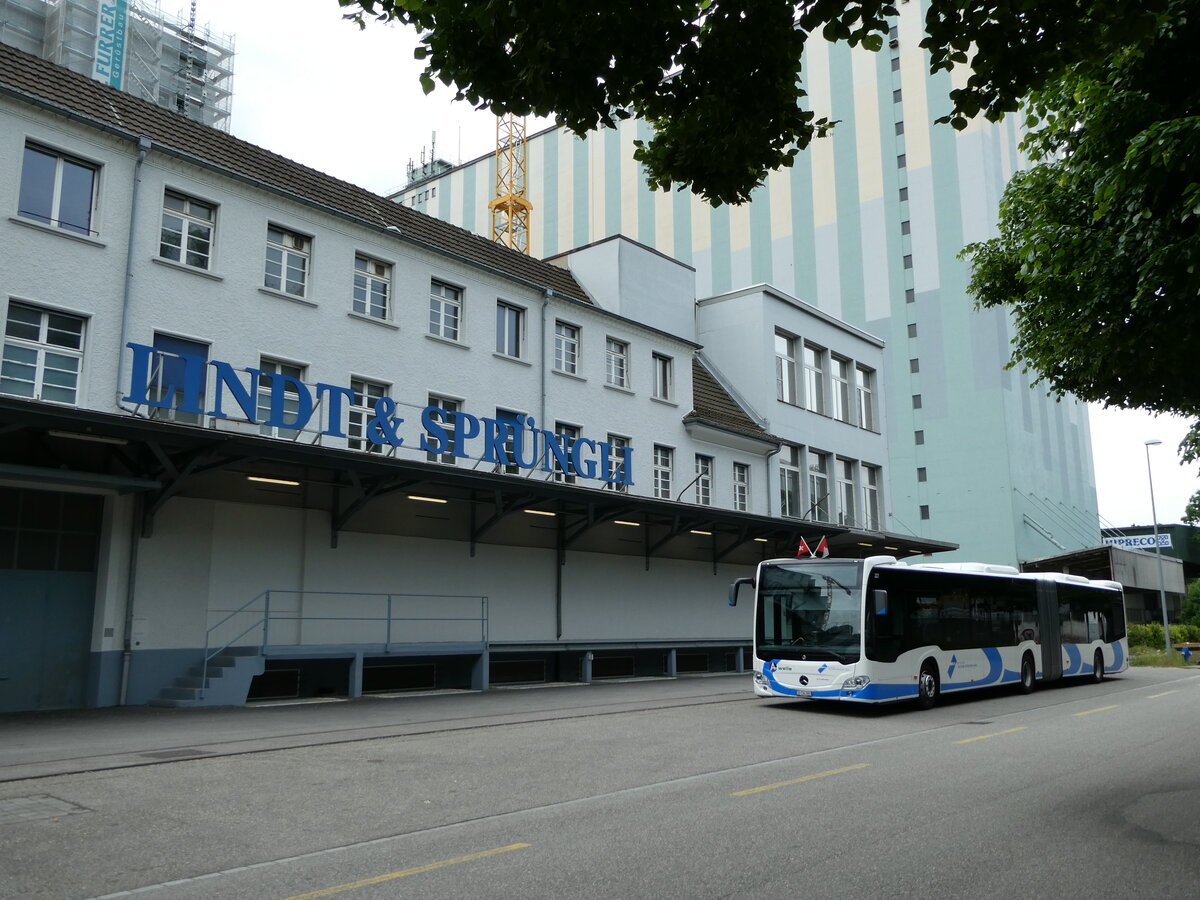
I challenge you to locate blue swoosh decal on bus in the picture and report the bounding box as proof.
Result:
[941,647,1004,693]
[1063,643,1081,676]
[1109,641,1124,672]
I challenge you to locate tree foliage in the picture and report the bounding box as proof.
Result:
[962,2,1200,520]
[339,0,1170,206]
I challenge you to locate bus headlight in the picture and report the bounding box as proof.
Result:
[841,675,871,691]
[753,672,769,685]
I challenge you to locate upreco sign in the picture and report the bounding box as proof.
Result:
[123,343,634,486]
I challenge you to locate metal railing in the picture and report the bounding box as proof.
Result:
[201,590,489,697]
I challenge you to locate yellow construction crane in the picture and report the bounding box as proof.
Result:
[488,114,532,254]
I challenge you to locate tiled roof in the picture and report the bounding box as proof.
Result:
[686,358,777,444]
[0,43,591,304]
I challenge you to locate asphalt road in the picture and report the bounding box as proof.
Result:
[1,667,1197,899]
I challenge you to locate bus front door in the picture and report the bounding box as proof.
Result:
[1036,582,1063,682]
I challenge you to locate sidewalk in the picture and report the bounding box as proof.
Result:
[0,674,750,783]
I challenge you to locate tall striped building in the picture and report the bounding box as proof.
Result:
[394,2,1101,565]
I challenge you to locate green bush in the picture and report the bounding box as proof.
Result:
[1127,622,1200,648]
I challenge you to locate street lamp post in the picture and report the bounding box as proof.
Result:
[1144,439,1172,657]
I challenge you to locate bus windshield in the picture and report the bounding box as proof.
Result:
[756,560,864,663]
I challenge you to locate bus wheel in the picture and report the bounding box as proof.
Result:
[916,662,939,709]
[1019,654,1036,694]
[1092,650,1105,683]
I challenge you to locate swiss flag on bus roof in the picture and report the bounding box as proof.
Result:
[795,538,811,559]
[814,536,830,558]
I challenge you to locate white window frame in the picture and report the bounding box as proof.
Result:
[837,458,856,526]
[496,301,525,358]
[733,462,750,512]
[856,365,876,431]
[554,321,580,374]
[862,465,881,530]
[426,394,461,464]
[606,434,630,492]
[1,302,85,405]
[553,422,580,483]
[257,357,306,440]
[807,450,830,522]
[265,225,311,298]
[18,143,99,236]
[605,337,629,388]
[831,356,852,423]
[349,378,389,453]
[429,280,462,341]
[775,331,798,404]
[694,455,713,506]
[779,444,801,518]
[160,190,215,270]
[147,333,209,425]
[653,445,673,499]
[353,255,391,320]
[803,342,827,415]
[652,353,673,401]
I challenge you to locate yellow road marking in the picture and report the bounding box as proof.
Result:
[954,726,1027,745]
[731,763,870,797]
[1147,690,1177,699]
[278,843,531,900]
[1075,704,1119,717]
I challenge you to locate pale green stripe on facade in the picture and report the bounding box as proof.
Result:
[540,129,560,257]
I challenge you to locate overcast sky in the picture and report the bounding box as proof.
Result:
[187,0,1199,530]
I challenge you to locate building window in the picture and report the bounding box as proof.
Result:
[897,154,907,168]
[905,288,915,303]
[779,445,801,518]
[733,462,750,512]
[899,187,909,202]
[803,343,826,415]
[257,358,306,439]
[353,256,391,320]
[1,302,85,404]
[831,357,851,423]
[862,466,881,530]
[915,429,925,445]
[605,338,628,388]
[903,254,913,269]
[148,333,208,424]
[893,89,902,103]
[160,191,214,269]
[917,466,927,482]
[910,358,920,374]
[348,378,388,452]
[891,55,901,72]
[18,143,98,235]
[652,353,673,401]
[553,422,579,483]
[838,459,856,526]
[554,321,579,374]
[606,434,630,492]
[901,220,911,235]
[653,445,673,499]
[807,451,830,522]
[426,395,460,464]
[895,121,904,135]
[495,408,521,474]
[912,394,922,410]
[856,366,876,431]
[908,323,918,338]
[920,504,930,521]
[429,280,462,340]
[775,331,798,404]
[264,226,310,297]
[496,301,524,357]
[694,455,713,506]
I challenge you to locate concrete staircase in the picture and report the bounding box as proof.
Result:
[153,647,264,707]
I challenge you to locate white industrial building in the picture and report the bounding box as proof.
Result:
[0,44,950,713]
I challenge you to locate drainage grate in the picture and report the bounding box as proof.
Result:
[140,748,215,760]
[0,794,89,825]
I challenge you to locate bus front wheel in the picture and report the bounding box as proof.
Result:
[916,662,939,709]
[1019,654,1036,694]
[1092,650,1105,683]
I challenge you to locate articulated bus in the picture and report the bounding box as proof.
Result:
[728,556,1128,707]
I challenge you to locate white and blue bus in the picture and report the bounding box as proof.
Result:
[729,556,1128,707]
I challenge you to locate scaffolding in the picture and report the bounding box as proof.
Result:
[0,0,235,130]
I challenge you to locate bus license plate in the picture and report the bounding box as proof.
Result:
[796,689,812,698]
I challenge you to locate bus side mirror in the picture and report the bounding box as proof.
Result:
[729,577,754,607]
[872,589,888,615]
